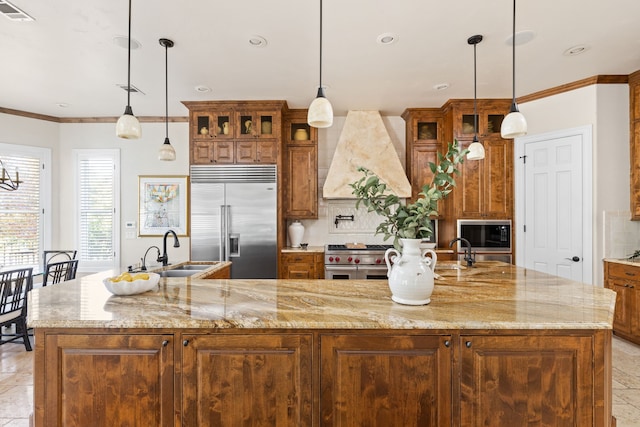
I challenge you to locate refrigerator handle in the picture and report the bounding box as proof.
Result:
[220,205,226,261]
[223,205,231,261]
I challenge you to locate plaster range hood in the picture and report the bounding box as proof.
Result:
[323,110,411,199]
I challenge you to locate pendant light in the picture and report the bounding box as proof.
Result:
[158,38,176,161]
[467,34,485,161]
[116,0,142,139]
[500,0,528,139]
[307,0,333,128]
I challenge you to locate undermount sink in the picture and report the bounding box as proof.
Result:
[435,263,466,270]
[171,264,211,271]
[158,269,201,277]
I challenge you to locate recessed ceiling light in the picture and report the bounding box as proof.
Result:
[563,44,590,56]
[195,85,211,93]
[376,32,398,45]
[56,102,69,108]
[433,83,449,91]
[505,30,535,46]
[248,35,267,47]
[113,35,141,50]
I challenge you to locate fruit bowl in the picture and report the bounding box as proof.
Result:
[103,272,160,296]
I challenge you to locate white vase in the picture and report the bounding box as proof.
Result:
[288,220,304,248]
[384,238,437,305]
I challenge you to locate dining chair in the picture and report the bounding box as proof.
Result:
[0,267,34,351]
[43,259,79,287]
[42,250,77,273]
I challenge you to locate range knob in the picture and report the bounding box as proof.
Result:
[375,258,382,264]
[335,257,340,263]
[355,258,360,264]
[328,256,334,262]
[347,256,353,263]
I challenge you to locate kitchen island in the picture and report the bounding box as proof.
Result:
[28,261,616,427]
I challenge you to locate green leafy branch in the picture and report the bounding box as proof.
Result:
[350,140,468,248]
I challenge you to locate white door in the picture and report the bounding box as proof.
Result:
[519,130,589,282]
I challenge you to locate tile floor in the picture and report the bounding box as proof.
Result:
[0,335,638,426]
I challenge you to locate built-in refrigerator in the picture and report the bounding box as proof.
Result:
[190,165,277,278]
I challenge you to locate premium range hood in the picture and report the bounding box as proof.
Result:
[323,110,411,199]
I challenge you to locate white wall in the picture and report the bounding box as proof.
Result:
[518,84,630,285]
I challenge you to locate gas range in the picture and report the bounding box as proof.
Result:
[324,244,393,280]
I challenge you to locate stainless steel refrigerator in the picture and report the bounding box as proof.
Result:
[190,165,277,278]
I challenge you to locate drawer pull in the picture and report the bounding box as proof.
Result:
[465,341,472,348]
[183,339,189,347]
[162,340,169,347]
[625,272,636,276]
[444,340,451,348]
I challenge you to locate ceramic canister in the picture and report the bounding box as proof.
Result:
[294,128,309,140]
[288,220,304,248]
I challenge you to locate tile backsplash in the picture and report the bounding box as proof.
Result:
[603,211,640,259]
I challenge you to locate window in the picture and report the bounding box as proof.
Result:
[74,149,120,272]
[0,143,50,269]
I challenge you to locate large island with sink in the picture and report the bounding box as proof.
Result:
[28,261,616,427]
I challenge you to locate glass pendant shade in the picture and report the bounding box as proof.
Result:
[501,104,528,138]
[116,106,142,139]
[307,88,333,128]
[158,137,176,161]
[467,140,485,160]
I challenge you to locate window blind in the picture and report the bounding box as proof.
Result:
[0,155,41,266]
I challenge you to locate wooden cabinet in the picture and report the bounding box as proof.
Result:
[320,334,452,427]
[280,251,324,279]
[283,109,318,218]
[459,334,595,426]
[34,328,611,426]
[401,108,443,203]
[454,137,513,218]
[201,264,231,279]
[604,261,640,344]
[183,100,286,165]
[36,333,174,426]
[629,71,640,219]
[181,334,312,427]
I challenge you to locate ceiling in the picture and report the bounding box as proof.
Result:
[2,0,640,119]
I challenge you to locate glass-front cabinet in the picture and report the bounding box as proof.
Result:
[234,110,280,139]
[192,111,234,140]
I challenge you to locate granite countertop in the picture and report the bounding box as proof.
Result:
[603,257,640,267]
[281,246,325,253]
[27,261,615,330]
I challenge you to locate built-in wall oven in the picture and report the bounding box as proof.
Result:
[456,219,512,263]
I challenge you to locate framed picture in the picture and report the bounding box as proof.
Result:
[138,175,189,237]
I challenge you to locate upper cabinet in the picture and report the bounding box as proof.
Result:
[630,71,640,219]
[283,109,318,219]
[183,101,286,165]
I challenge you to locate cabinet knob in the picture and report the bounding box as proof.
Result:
[183,339,189,346]
[465,341,472,348]
[162,340,169,347]
[444,340,451,347]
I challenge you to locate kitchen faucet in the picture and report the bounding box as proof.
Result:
[158,230,180,266]
[449,237,476,267]
[140,245,161,271]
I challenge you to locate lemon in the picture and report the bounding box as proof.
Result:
[132,273,149,281]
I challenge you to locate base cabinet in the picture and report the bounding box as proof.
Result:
[34,329,611,427]
[604,261,640,344]
[280,251,324,279]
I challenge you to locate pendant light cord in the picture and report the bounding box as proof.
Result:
[473,41,478,141]
[511,0,516,105]
[319,0,323,90]
[164,43,169,138]
[126,0,132,108]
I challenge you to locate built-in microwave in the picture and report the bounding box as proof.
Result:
[456,219,511,252]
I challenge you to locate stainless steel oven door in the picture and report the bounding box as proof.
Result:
[356,265,388,280]
[325,265,357,280]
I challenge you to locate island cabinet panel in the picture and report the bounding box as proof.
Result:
[320,334,452,427]
[459,335,594,427]
[38,333,174,427]
[180,334,313,427]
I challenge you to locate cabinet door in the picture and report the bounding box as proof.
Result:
[609,280,633,335]
[483,137,513,218]
[192,111,233,140]
[456,139,484,217]
[320,334,452,427]
[285,144,318,218]
[40,334,174,427]
[191,140,215,164]
[235,110,281,139]
[181,334,312,427]
[213,140,235,164]
[235,140,257,163]
[460,335,594,427]
[410,143,439,203]
[257,140,278,164]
